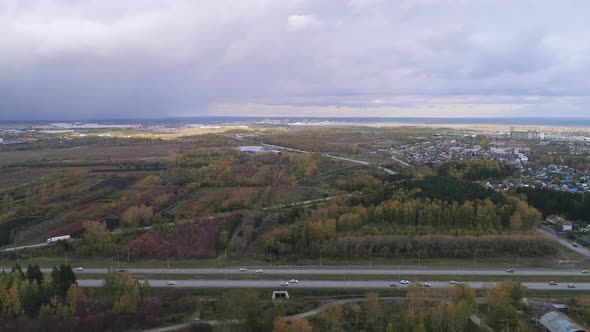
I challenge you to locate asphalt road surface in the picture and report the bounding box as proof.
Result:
[0,242,51,252]
[260,142,397,174]
[539,226,590,259]
[76,279,590,291]
[58,266,590,276]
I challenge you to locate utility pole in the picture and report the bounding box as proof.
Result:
[269,250,272,266]
[65,252,68,266]
[166,249,170,269]
[319,247,322,266]
[117,251,120,268]
[29,251,31,265]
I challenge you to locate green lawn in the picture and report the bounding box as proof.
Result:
[4,247,588,270]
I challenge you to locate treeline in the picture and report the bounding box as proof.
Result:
[261,173,545,258]
[394,280,529,332]
[435,160,514,181]
[0,264,77,318]
[400,175,506,204]
[518,187,590,221]
[322,235,557,259]
[245,280,535,332]
[263,228,556,259]
[336,196,540,232]
[0,265,156,332]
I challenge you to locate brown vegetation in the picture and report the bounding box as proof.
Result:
[123,219,222,259]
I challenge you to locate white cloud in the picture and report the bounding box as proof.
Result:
[287,14,319,31]
[0,0,590,119]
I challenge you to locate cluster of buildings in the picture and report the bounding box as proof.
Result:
[390,132,590,200]
[391,139,485,164]
[392,137,535,167]
[0,132,26,145]
[519,164,590,193]
[485,163,590,194]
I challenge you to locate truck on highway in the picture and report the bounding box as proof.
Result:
[47,235,71,243]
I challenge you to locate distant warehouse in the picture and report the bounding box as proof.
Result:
[539,311,587,332]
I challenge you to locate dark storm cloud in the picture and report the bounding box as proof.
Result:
[0,0,589,120]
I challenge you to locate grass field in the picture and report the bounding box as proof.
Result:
[153,287,584,300]
[0,142,187,165]
[4,251,589,270]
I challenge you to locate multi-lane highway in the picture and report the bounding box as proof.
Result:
[56,266,590,277]
[76,279,590,291]
[1,265,588,278]
[2,264,587,291]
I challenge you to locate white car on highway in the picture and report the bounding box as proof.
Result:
[450,280,459,285]
[255,269,263,273]
[289,279,299,284]
[74,267,84,272]
[167,281,176,286]
[239,268,247,272]
[400,280,410,285]
[280,281,289,287]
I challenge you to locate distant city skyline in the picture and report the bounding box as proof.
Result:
[1,0,589,120]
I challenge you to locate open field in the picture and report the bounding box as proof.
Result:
[0,142,187,165]
[4,251,589,270]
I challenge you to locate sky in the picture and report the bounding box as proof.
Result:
[1,0,590,120]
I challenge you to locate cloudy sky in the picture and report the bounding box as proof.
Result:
[1,0,589,120]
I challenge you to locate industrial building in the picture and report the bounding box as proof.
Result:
[510,129,543,140]
[237,146,281,155]
[539,311,587,332]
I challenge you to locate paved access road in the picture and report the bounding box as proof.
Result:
[260,142,397,175]
[539,226,590,259]
[76,279,590,291]
[62,266,590,277]
[0,242,50,252]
